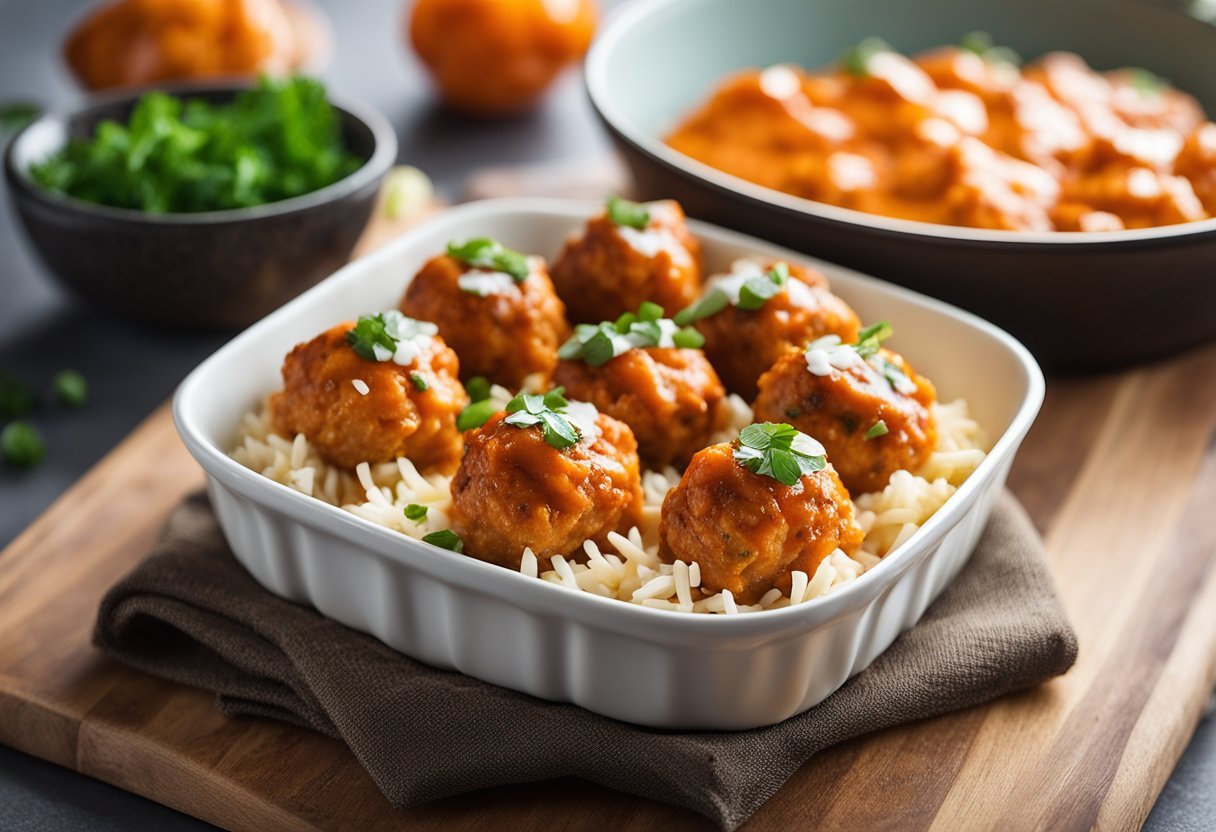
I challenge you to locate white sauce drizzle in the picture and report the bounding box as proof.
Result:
[702,258,820,310]
[804,335,864,376]
[457,270,517,296]
[564,401,602,444]
[364,311,438,367]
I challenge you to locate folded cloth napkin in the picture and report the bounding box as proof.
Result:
[94,491,1076,830]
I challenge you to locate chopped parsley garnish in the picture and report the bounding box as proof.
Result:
[30,77,360,213]
[0,372,34,418]
[558,301,703,366]
[422,529,463,552]
[1,102,40,136]
[404,504,429,523]
[465,376,491,403]
[456,399,497,432]
[854,320,893,359]
[346,311,436,362]
[864,420,889,440]
[53,370,88,408]
[1,421,46,468]
[446,238,530,282]
[959,31,1021,67]
[733,422,827,487]
[606,195,650,230]
[1125,67,1167,97]
[840,37,891,77]
[504,387,581,449]
[409,372,429,392]
[736,262,790,311]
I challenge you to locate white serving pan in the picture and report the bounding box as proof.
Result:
[174,198,1044,730]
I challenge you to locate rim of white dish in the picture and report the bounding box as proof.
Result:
[173,197,1045,636]
[586,0,1216,247]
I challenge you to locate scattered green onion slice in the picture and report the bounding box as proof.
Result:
[673,289,729,326]
[0,372,34,418]
[606,195,650,230]
[559,302,703,366]
[1124,67,1167,97]
[404,504,428,523]
[465,376,491,403]
[840,37,891,77]
[53,369,88,408]
[864,420,889,440]
[1,421,46,468]
[732,422,826,486]
[854,320,893,359]
[409,372,429,392]
[503,387,581,449]
[958,31,1021,67]
[736,262,790,311]
[422,529,463,552]
[457,399,497,432]
[446,238,530,282]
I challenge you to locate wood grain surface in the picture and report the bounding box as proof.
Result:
[1,204,1215,831]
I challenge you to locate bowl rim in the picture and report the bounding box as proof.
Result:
[3,79,397,225]
[586,0,1216,247]
[172,196,1046,638]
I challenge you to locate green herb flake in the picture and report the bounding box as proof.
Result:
[672,326,705,349]
[959,32,1021,67]
[736,262,791,311]
[1125,67,1167,97]
[404,503,429,523]
[409,372,429,392]
[0,373,34,418]
[673,289,729,326]
[346,314,399,361]
[559,303,704,365]
[457,399,498,432]
[446,238,530,282]
[864,420,889,440]
[1,420,46,468]
[1,101,40,136]
[840,37,892,77]
[422,529,463,552]
[30,77,361,213]
[465,375,491,403]
[503,386,581,449]
[732,422,827,486]
[53,369,88,408]
[606,195,650,230]
[854,320,893,359]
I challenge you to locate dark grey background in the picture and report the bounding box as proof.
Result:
[0,0,1211,828]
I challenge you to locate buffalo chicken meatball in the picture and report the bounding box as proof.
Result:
[660,436,864,604]
[550,198,702,323]
[683,260,861,400]
[270,314,468,472]
[399,240,569,389]
[552,345,728,470]
[451,407,644,569]
[753,330,937,494]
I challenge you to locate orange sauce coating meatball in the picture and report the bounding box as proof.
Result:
[659,443,864,604]
[753,344,936,494]
[694,261,860,401]
[269,322,468,472]
[550,200,702,324]
[399,253,568,389]
[451,411,644,569]
[552,347,727,470]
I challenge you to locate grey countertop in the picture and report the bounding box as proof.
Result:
[0,0,1211,828]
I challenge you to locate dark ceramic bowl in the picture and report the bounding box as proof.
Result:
[4,83,396,329]
[587,0,1216,371]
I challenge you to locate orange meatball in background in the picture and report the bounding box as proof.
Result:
[550,199,702,324]
[660,441,864,605]
[690,260,860,401]
[753,338,936,495]
[450,409,643,570]
[399,250,568,389]
[270,318,468,472]
[409,0,596,116]
[65,0,316,90]
[552,346,728,471]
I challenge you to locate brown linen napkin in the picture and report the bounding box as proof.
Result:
[94,490,1076,830]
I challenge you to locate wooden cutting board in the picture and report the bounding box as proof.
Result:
[2,193,1216,831]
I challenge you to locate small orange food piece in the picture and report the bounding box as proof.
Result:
[65,0,313,90]
[660,442,864,604]
[270,320,468,472]
[409,0,596,116]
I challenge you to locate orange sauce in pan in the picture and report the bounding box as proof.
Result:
[666,45,1216,231]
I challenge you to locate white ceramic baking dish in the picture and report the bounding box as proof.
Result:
[174,198,1044,730]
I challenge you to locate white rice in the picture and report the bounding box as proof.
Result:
[230,397,985,614]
